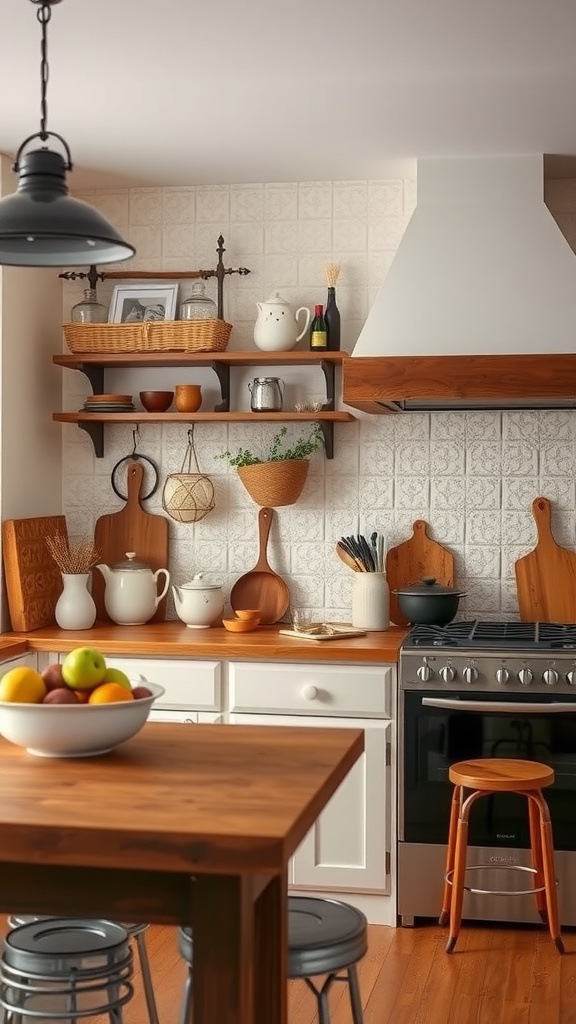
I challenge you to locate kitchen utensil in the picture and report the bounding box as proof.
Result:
[2,515,68,631]
[253,292,311,352]
[394,577,464,626]
[248,377,285,412]
[514,496,576,622]
[139,390,174,412]
[335,541,362,572]
[172,572,224,629]
[174,384,202,412]
[230,507,290,623]
[0,682,164,758]
[95,552,170,626]
[234,609,260,621]
[386,520,455,626]
[93,460,169,622]
[222,617,260,633]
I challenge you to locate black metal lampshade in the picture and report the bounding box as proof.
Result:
[0,149,135,267]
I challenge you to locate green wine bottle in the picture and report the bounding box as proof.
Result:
[309,303,327,351]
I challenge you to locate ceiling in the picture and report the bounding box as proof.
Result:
[1,0,576,190]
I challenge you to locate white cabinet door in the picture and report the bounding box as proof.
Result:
[74,656,221,712]
[148,710,222,724]
[228,712,391,894]
[0,654,37,675]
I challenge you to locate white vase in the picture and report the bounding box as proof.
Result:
[55,573,97,630]
[351,572,390,631]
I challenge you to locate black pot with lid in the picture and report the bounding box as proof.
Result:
[394,577,465,626]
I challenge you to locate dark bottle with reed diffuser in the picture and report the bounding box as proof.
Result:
[324,262,341,351]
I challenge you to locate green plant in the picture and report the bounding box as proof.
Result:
[215,424,324,468]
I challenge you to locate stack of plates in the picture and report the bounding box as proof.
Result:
[83,394,134,412]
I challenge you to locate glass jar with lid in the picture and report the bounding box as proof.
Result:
[180,281,217,321]
[71,288,108,324]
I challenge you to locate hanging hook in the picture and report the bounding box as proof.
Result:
[132,426,141,456]
[187,425,195,446]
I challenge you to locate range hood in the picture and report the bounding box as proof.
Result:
[344,155,576,412]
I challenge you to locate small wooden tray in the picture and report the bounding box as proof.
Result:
[279,624,366,641]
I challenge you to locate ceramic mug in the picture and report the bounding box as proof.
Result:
[175,384,202,413]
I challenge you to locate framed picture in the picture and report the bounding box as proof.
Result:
[109,282,179,324]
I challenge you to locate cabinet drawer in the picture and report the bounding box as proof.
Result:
[229,661,392,717]
[103,657,221,711]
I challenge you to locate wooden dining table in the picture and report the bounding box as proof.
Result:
[0,721,364,1024]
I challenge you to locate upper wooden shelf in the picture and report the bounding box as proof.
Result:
[53,350,354,459]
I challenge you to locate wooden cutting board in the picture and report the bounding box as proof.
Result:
[93,460,169,622]
[386,519,455,626]
[230,507,290,624]
[2,515,68,631]
[514,496,576,623]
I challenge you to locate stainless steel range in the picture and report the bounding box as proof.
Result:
[398,620,576,928]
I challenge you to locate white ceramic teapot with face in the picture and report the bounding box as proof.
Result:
[254,291,311,352]
[95,552,170,626]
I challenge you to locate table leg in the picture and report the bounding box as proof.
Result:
[192,872,287,1024]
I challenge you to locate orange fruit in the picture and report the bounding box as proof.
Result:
[0,666,46,704]
[88,682,134,704]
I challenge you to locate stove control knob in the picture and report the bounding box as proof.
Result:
[543,668,559,686]
[439,665,456,683]
[518,667,533,686]
[495,667,509,685]
[417,661,432,682]
[567,670,576,686]
[463,665,478,684]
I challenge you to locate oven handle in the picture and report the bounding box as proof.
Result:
[422,697,576,713]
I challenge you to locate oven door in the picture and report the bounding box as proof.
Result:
[400,689,576,850]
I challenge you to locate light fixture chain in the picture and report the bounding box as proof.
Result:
[37,2,52,139]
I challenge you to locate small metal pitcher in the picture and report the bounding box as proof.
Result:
[248,377,285,412]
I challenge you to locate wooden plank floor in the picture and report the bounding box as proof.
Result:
[2,919,576,1023]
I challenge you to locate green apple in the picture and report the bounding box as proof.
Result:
[101,667,131,691]
[61,647,107,690]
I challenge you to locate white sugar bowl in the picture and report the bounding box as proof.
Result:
[172,573,224,628]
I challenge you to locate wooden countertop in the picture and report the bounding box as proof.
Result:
[1,622,407,663]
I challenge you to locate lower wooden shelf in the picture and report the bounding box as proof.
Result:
[52,411,356,459]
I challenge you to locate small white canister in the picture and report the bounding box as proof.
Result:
[352,572,390,631]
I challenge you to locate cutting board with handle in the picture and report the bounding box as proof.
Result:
[2,515,68,631]
[93,459,169,622]
[230,507,290,624]
[386,519,455,626]
[514,496,576,623]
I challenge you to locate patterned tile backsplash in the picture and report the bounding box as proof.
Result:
[60,177,576,626]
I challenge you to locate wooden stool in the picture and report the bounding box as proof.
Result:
[439,758,564,954]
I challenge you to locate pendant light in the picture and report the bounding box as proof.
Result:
[0,0,135,267]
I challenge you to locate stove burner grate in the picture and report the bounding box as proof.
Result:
[403,620,576,650]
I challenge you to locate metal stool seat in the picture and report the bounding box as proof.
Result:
[439,758,565,954]
[0,917,133,1022]
[178,896,367,1024]
[6,915,159,1024]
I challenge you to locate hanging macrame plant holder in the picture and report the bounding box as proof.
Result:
[162,426,216,524]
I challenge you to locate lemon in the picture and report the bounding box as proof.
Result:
[0,666,46,703]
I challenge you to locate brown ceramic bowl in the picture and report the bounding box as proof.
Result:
[222,618,260,633]
[139,390,174,413]
[234,609,261,622]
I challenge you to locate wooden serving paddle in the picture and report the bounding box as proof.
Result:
[514,496,576,623]
[230,507,290,624]
[93,460,169,622]
[386,519,454,626]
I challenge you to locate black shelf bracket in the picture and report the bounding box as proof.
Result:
[78,422,104,458]
[209,361,231,411]
[75,364,105,394]
[319,421,334,459]
[320,359,336,410]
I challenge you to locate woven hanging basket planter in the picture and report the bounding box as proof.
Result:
[237,460,310,507]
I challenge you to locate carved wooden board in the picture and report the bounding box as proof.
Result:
[386,519,455,626]
[2,515,68,631]
[515,496,576,623]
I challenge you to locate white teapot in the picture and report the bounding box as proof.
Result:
[172,573,224,628]
[254,291,311,352]
[95,552,170,626]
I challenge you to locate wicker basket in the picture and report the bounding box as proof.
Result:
[63,319,232,354]
[237,460,310,507]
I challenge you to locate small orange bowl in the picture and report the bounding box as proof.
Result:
[234,609,261,622]
[222,618,259,633]
[139,390,174,413]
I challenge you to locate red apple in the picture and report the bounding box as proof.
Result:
[131,685,153,700]
[41,662,66,692]
[43,688,80,704]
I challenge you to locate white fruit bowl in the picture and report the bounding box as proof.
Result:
[0,682,165,758]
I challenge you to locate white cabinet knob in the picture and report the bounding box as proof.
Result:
[302,684,318,701]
